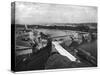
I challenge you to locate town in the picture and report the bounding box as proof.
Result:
[14,23,97,71]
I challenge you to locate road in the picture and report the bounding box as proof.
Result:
[52,41,77,61]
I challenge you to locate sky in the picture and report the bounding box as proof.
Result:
[11,2,97,25]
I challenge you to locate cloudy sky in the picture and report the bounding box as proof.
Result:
[12,2,97,24]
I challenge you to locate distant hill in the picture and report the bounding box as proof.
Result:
[14,23,97,27]
[13,23,97,33]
